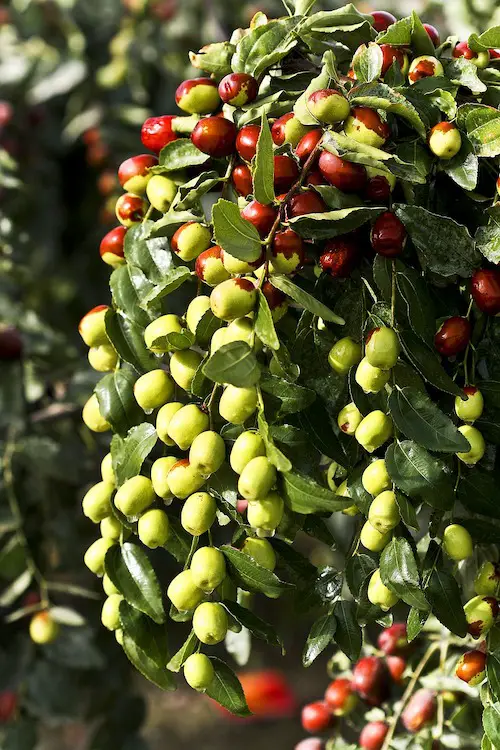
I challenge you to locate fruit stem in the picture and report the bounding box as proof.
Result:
[391,259,396,328]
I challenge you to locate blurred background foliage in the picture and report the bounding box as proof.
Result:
[0,0,499,748]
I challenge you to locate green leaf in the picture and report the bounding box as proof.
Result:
[221,546,291,598]
[375,14,411,44]
[189,42,235,75]
[398,330,464,398]
[281,471,351,514]
[346,554,378,597]
[203,341,260,387]
[167,630,199,672]
[110,424,158,487]
[139,267,192,308]
[475,26,500,49]
[110,265,152,327]
[298,404,349,467]
[425,568,468,637]
[394,204,481,278]
[232,17,301,78]
[484,704,500,748]
[380,537,429,610]
[106,543,165,624]
[105,310,157,374]
[407,607,429,642]
[395,269,436,344]
[95,369,143,437]
[353,43,383,83]
[173,171,221,211]
[253,113,275,205]
[445,58,487,96]
[205,658,251,717]
[148,209,202,240]
[163,517,192,564]
[487,651,500,703]
[159,138,209,171]
[257,411,292,472]
[222,600,282,648]
[410,11,435,56]
[388,387,470,453]
[270,275,345,324]
[260,373,315,416]
[124,222,174,285]
[254,289,279,351]
[349,81,426,138]
[150,329,195,353]
[454,518,500,544]
[333,600,362,661]
[303,611,336,667]
[385,440,452,506]
[443,138,479,191]
[289,206,384,240]
[457,469,500,521]
[212,199,263,261]
[395,491,419,531]
[119,601,174,691]
[476,206,500,264]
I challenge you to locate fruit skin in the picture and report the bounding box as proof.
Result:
[145,314,183,353]
[167,569,204,611]
[320,236,359,278]
[118,154,158,194]
[380,45,409,76]
[156,402,183,445]
[337,402,363,435]
[189,430,225,476]
[356,411,392,453]
[224,317,258,348]
[262,282,288,322]
[186,295,211,336]
[295,129,323,162]
[368,490,400,534]
[370,11,396,32]
[402,689,437,733]
[371,211,406,257]
[360,520,391,552]
[443,523,473,561]
[181,491,217,535]
[364,167,395,203]
[301,701,333,733]
[359,720,389,750]
[287,190,327,217]
[195,245,231,286]
[464,595,499,638]
[82,481,114,523]
[475,561,500,596]
[423,24,440,46]
[456,649,487,685]
[238,456,277,500]
[222,248,264,275]
[318,151,367,192]
[271,229,305,274]
[236,124,260,162]
[352,656,390,706]
[193,601,228,645]
[456,425,485,465]
[386,655,406,683]
[171,221,212,262]
[247,492,284,534]
[101,594,123,631]
[471,268,500,315]
[378,623,408,656]
[231,163,253,197]
[241,200,277,237]
[167,459,205,499]
[101,453,116,486]
[170,349,203,391]
[190,546,226,591]
[452,42,490,69]
[84,537,116,576]
[362,459,391,497]
[324,678,358,716]
[230,431,266,474]
[344,107,390,148]
[175,77,220,114]
[241,537,276,570]
[273,155,300,193]
[355,357,390,394]
[455,386,484,423]
[141,115,177,152]
[0,690,18,723]
[219,385,258,424]
[368,569,399,611]
[138,509,170,548]
[29,611,60,644]
[134,369,174,411]
[307,88,351,124]
[434,316,470,357]
[429,122,462,159]
[88,344,118,372]
[151,456,177,500]
[167,404,209,450]
[115,475,156,517]
[82,394,111,433]
[271,112,311,146]
[146,174,177,212]
[218,73,258,106]
[115,193,147,227]
[191,117,237,157]
[79,305,110,347]
[365,327,400,369]
[328,337,362,376]
[184,653,215,691]
[100,226,127,267]
[210,278,257,321]
[100,515,122,541]
[103,573,120,597]
[408,55,444,84]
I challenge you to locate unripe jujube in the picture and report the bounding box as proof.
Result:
[170,349,203,391]
[360,521,391,552]
[464,595,499,638]
[442,524,473,561]
[337,402,363,435]
[184,653,214,691]
[189,430,226,476]
[355,411,392,453]
[167,403,209,450]
[167,459,205,499]
[171,222,212,262]
[101,453,115,486]
[230,431,266,473]
[219,385,258,424]
[100,515,122,541]
[456,425,485,465]
[190,546,226,591]
[428,122,462,160]
[328,337,362,376]
[79,306,109,347]
[355,357,390,394]
[210,278,257,321]
[368,490,400,534]
[144,314,184,353]
[82,394,111,433]
[192,602,228,645]
[186,296,211,336]
[84,537,116,576]
[134,369,174,411]
[238,456,277,500]
[29,611,60,645]
[151,456,177,501]
[88,344,118,372]
[344,107,390,148]
[156,402,183,445]
[455,386,484,423]
[181,491,217,535]
[475,561,500,596]
[241,537,276,570]
[101,594,123,631]
[167,569,204,611]
[365,327,400,370]
[307,88,350,124]
[368,569,399,611]
[146,174,177,212]
[175,77,220,114]
[362,459,391,496]
[115,476,156,517]
[82,481,114,523]
[138,509,170,548]
[195,246,231,286]
[247,492,284,534]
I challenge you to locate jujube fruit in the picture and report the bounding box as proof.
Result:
[170,349,203,391]
[273,155,300,193]
[79,305,110,347]
[271,112,311,146]
[386,655,406,683]
[337,402,363,435]
[301,701,333,733]
[219,385,258,424]
[191,117,237,157]
[231,163,253,197]
[401,689,437,733]
[475,561,500,596]
[82,394,111,433]
[287,190,327,217]
[380,45,409,76]
[167,403,209,450]
[138,509,170,548]
[452,41,490,69]
[355,357,390,393]
[210,278,257,321]
[156,402,183,445]
[365,327,400,369]
[236,124,260,162]
[307,88,350,124]
[100,226,127,267]
[167,459,205,499]
[88,344,118,372]
[377,623,408,656]
[271,228,305,274]
[471,268,500,315]
[29,611,60,645]
[117,154,157,194]
[352,656,390,706]
[150,456,177,500]
[367,569,399,611]
[190,546,226,591]
[184,653,214,691]
[442,523,473,561]
[455,385,484,423]
[134,369,174,411]
[146,174,177,212]
[195,245,231,286]
[238,455,277,500]
[84,537,116,576]
[167,569,204,611]
[230,430,266,473]
[434,316,470,357]
[295,129,323,162]
[186,295,211,336]
[423,23,440,46]
[360,521,391,552]
[82,481,114,523]
[241,200,277,237]
[101,453,115,486]
[189,430,225,476]
[144,314,184,353]
[319,236,359,278]
[456,425,485,465]
[371,211,406,257]
[456,649,486,685]
[324,678,358,716]
[218,73,258,106]
[181,491,217,535]
[171,221,212,261]
[114,475,156,517]
[115,192,147,227]
[101,594,123,631]
[370,11,396,32]
[192,601,228,644]
[359,720,389,750]
[368,490,400,534]
[355,411,392,452]
[318,151,367,192]
[428,122,462,160]
[100,515,122,541]
[141,114,177,152]
[344,107,390,148]
[175,77,220,114]
[408,55,444,84]
[247,492,284,534]
[362,459,391,497]
[241,537,276,570]
[328,337,362,376]
[464,595,499,638]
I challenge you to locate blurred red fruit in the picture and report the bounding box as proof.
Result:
[301,701,333,733]
[0,691,17,723]
[423,23,440,46]
[352,656,390,706]
[378,623,408,655]
[359,721,389,750]
[471,269,500,315]
[402,689,437,733]
[386,655,406,683]
[0,326,23,361]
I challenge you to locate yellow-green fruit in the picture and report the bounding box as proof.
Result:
[337,402,363,435]
[344,111,388,148]
[219,385,258,424]
[29,611,60,644]
[464,595,499,639]
[114,475,156,517]
[222,252,259,275]
[82,481,114,523]
[247,492,284,534]
[138,509,170,548]
[210,327,228,354]
[326,461,338,491]
[456,426,485,465]
[455,388,484,424]
[167,460,205,499]
[429,123,462,160]
[146,175,177,212]
[366,165,397,191]
[443,524,473,562]
[368,490,400,534]
[225,317,261,350]
[156,402,184,445]
[82,394,110,433]
[167,569,204,611]
[115,628,124,645]
[88,344,118,372]
[230,431,265,474]
[355,357,391,394]
[365,327,400,370]
[241,537,276,570]
[355,411,393,453]
[336,479,359,516]
[189,430,226,476]
[186,296,211,335]
[100,515,122,540]
[192,602,228,645]
[144,315,183,354]
[190,546,226,591]
[167,404,209,450]
[360,520,391,552]
[475,562,500,596]
[177,81,220,115]
[362,459,391,496]
[103,573,120,596]
[210,278,257,321]
[101,453,115,486]
[328,337,362,376]
[181,491,217,535]
[101,594,123,630]
[170,349,203,391]
[134,369,174,411]
[79,306,109,347]
[184,653,214,691]
[174,223,212,262]
[84,537,116,576]
[238,456,276,500]
[368,569,399,611]
[151,456,177,500]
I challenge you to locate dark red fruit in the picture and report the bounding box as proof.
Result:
[471,268,500,315]
[402,689,437,733]
[386,655,406,683]
[370,211,406,257]
[296,129,323,163]
[318,152,367,193]
[371,11,397,32]
[141,115,177,152]
[232,163,253,196]
[456,649,487,684]
[423,23,440,46]
[100,226,127,263]
[272,228,305,265]
[301,702,333,733]
[365,175,392,203]
[452,41,475,60]
[320,236,359,278]
[352,656,390,706]
[271,113,294,146]
[241,201,278,238]
[218,73,258,106]
[378,623,408,656]
[359,721,389,750]
[191,117,237,157]
[262,281,287,311]
[288,191,327,217]
[380,45,407,75]
[434,316,471,357]
[305,170,324,186]
[324,678,355,713]
[0,326,23,361]
[274,155,300,193]
[117,154,158,189]
[0,690,17,723]
[236,125,260,162]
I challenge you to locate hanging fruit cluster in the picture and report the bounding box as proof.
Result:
[79,1,500,735]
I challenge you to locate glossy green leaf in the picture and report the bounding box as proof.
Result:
[380,537,429,610]
[222,600,282,648]
[212,199,263,261]
[398,330,464,397]
[221,546,291,598]
[119,601,174,691]
[385,440,452,505]
[106,543,165,624]
[425,568,468,637]
[253,112,275,205]
[159,138,210,171]
[95,369,143,437]
[289,206,384,240]
[333,600,362,661]
[111,423,157,487]
[281,470,351,515]
[270,275,345,324]
[254,289,279,351]
[203,341,260,387]
[303,611,336,667]
[205,658,251,717]
[167,631,199,673]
